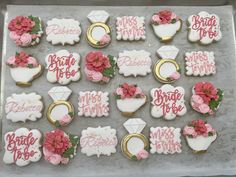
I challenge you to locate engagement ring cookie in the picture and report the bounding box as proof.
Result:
[80,126,118,157]
[6,51,43,86]
[3,127,42,166]
[183,119,217,153]
[46,18,82,45]
[190,82,223,115]
[8,15,43,47]
[154,45,181,83]
[5,92,43,122]
[116,16,145,41]
[87,10,111,48]
[47,86,74,127]
[43,129,79,165]
[114,83,147,117]
[150,10,181,42]
[121,118,149,161]
[187,11,222,45]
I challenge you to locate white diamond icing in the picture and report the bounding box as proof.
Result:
[87,10,110,23]
[48,86,72,101]
[123,118,146,134]
[157,45,179,59]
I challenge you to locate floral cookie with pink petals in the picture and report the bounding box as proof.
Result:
[183,119,217,153]
[43,129,79,165]
[6,51,43,86]
[190,82,223,116]
[84,51,116,84]
[8,15,43,47]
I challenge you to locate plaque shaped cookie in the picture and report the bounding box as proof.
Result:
[187,11,222,45]
[116,16,145,41]
[3,127,42,166]
[150,127,182,154]
[78,91,109,117]
[117,50,152,77]
[46,18,82,45]
[5,92,43,122]
[80,126,118,157]
[185,51,216,76]
[150,84,187,120]
[45,50,81,85]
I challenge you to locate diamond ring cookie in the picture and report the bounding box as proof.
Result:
[5,92,43,123]
[150,10,181,42]
[6,51,43,86]
[3,127,42,166]
[47,86,74,127]
[183,119,217,153]
[121,118,149,161]
[80,126,118,157]
[86,10,111,48]
[8,15,43,47]
[116,16,146,41]
[46,18,82,45]
[114,83,147,117]
[187,11,222,45]
[190,82,223,115]
[154,45,181,83]
[43,129,79,165]
[85,51,116,84]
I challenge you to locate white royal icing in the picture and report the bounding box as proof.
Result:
[116,97,146,113]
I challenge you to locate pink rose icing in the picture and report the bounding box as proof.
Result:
[169,71,180,80]
[59,114,72,126]
[27,57,39,67]
[43,147,62,165]
[183,126,197,138]
[99,34,111,45]
[6,56,16,66]
[136,149,149,160]
[84,67,103,82]
[192,94,204,104]
[20,33,32,46]
[199,104,210,114]
[9,31,20,40]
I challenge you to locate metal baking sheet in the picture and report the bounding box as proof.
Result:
[1,5,236,177]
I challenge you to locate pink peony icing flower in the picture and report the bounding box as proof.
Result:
[15,51,29,67]
[27,57,38,67]
[183,126,197,138]
[8,16,35,35]
[191,119,207,136]
[6,56,16,66]
[43,147,62,165]
[9,31,20,40]
[135,87,143,95]
[122,83,137,98]
[136,149,149,160]
[99,34,111,45]
[59,114,72,126]
[205,124,216,134]
[20,33,32,46]
[191,94,204,104]
[151,14,161,24]
[116,87,124,95]
[169,71,180,80]
[198,103,210,114]
[85,67,103,82]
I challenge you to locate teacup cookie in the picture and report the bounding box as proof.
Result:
[6,51,43,86]
[8,15,43,47]
[190,82,223,115]
[183,119,217,153]
[150,10,181,42]
[43,129,79,165]
[46,18,82,45]
[85,51,116,84]
[116,16,145,41]
[187,11,222,45]
[5,92,43,122]
[3,127,42,166]
[114,83,147,117]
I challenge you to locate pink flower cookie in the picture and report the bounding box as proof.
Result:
[6,51,43,86]
[150,10,181,42]
[43,129,79,165]
[114,83,146,117]
[183,119,217,153]
[190,82,223,116]
[8,15,43,47]
[84,51,116,84]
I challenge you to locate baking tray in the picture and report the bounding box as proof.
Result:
[1,5,236,177]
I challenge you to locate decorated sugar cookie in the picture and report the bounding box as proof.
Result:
[47,86,74,127]
[116,16,145,41]
[45,50,81,85]
[85,51,116,84]
[5,92,43,122]
[154,45,181,83]
[190,82,223,115]
[150,127,182,154]
[80,126,118,157]
[87,10,111,48]
[78,91,109,117]
[43,129,79,165]
[183,119,217,153]
[150,10,181,42]
[6,51,43,86]
[3,127,42,166]
[185,51,216,76]
[8,15,43,47]
[187,11,222,45]
[46,18,82,45]
[114,83,147,117]
[121,118,149,160]
[150,84,187,120]
[117,50,152,77]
